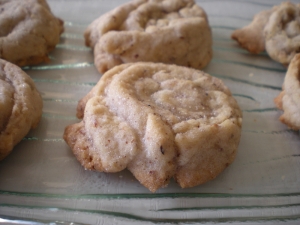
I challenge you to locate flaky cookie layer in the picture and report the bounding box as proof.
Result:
[0,59,43,160]
[274,53,300,130]
[0,0,64,66]
[64,62,242,192]
[84,0,212,74]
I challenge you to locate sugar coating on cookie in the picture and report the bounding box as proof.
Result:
[84,0,212,74]
[274,53,300,130]
[0,59,43,160]
[232,2,300,66]
[0,0,64,66]
[64,62,242,192]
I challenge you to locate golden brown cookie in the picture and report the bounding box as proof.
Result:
[0,59,43,160]
[84,0,212,74]
[0,0,64,66]
[232,2,300,66]
[264,2,300,66]
[274,53,300,130]
[64,62,242,192]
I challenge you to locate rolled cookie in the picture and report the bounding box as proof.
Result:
[0,59,43,160]
[64,62,243,192]
[84,0,212,73]
[264,2,300,66]
[0,0,64,66]
[232,2,300,66]
[274,53,300,130]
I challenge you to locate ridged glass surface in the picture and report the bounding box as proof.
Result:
[1,0,300,224]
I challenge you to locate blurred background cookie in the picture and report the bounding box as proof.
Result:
[0,0,64,66]
[64,62,242,192]
[274,53,300,130]
[264,2,300,66]
[0,59,43,160]
[84,0,212,74]
[232,2,300,66]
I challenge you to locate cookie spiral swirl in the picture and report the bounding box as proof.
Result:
[64,63,242,192]
[84,0,212,73]
[264,2,300,66]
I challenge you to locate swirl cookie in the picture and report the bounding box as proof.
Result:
[64,62,242,192]
[274,53,300,130]
[232,2,300,66]
[84,0,212,74]
[0,59,43,160]
[264,2,300,66]
[0,0,64,66]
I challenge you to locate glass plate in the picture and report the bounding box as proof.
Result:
[1,0,300,224]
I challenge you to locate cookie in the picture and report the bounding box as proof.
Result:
[84,0,212,74]
[0,0,64,66]
[0,59,43,160]
[274,53,300,130]
[232,2,300,66]
[64,62,242,192]
[264,2,300,66]
[231,8,274,54]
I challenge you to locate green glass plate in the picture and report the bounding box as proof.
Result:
[1,0,300,224]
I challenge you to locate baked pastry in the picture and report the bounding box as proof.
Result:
[231,8,274,54]
[84,0,212,74]
[0,59,43,160]
[232,2,300,66]
[264,2,300,66]
[64,62,242,192]
[274,53,300,130]
[0,0,64,66]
